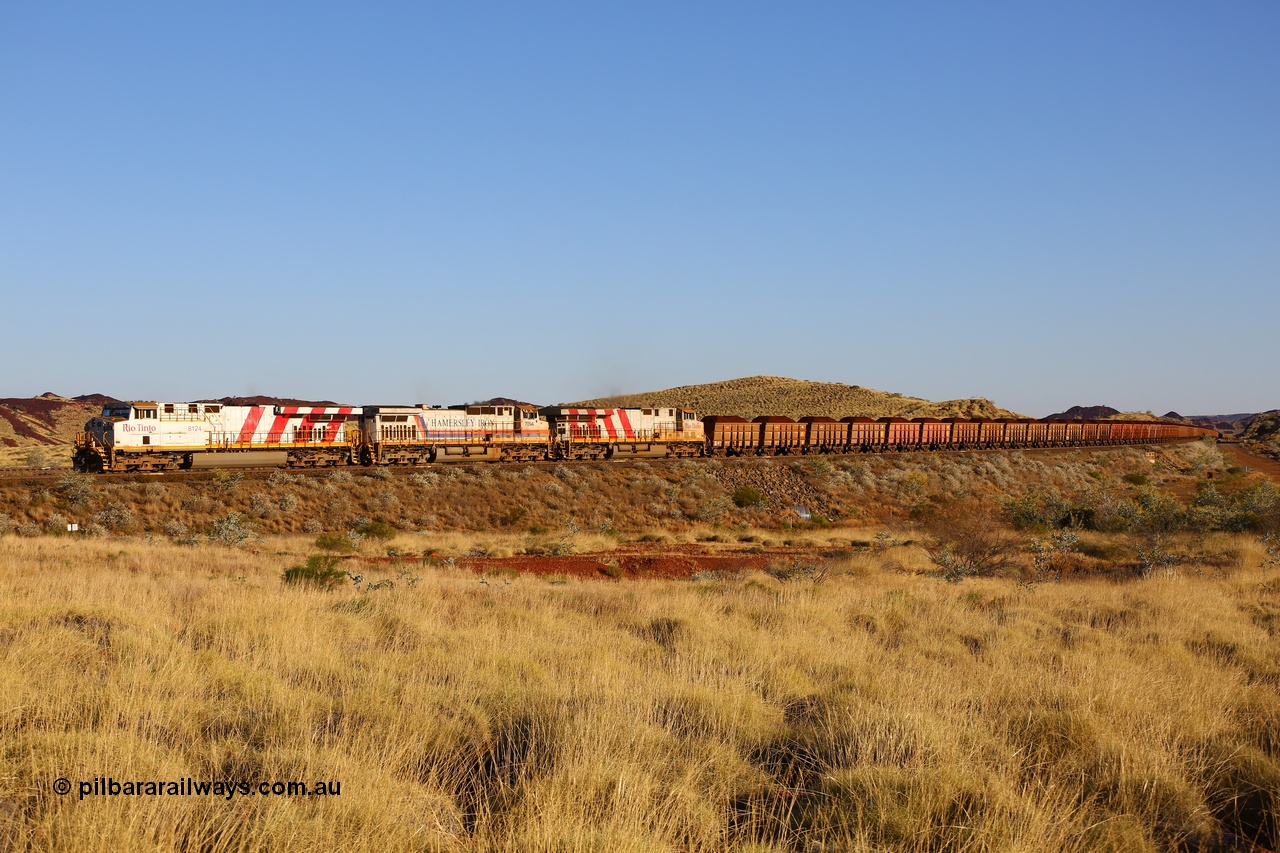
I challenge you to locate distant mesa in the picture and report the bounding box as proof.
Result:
[208,396,340,407]
[461,397,540,409]
[1044,405,1121,421]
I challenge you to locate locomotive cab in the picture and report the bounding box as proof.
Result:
[75,401,221,472]
[82,402,139,453]
[83,402,216,452]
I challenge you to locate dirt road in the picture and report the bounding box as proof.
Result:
[1220,443,1280,485]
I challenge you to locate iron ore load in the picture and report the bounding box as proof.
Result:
[73,401,1217,473]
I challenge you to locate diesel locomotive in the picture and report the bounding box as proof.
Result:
[72,400,1216,473]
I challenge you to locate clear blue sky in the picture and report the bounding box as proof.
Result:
[2,2,1276,416]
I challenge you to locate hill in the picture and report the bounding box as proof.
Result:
[1241,410,1280,461]
[1044,405,1122,420]
[566,376,1026,420]
[0,393,119,468]
[1046,406,1257,433]
[1166,412,1260,436]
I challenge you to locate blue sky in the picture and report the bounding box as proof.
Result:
[2,2,1276,416]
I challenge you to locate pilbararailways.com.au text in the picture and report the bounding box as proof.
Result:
[55,777,341,801]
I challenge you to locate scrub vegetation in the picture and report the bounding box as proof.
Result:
[1,534,1278,851]
[1,438,1278,851]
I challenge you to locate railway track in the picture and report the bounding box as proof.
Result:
[0,439,1210,487]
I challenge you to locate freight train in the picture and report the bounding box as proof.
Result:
[71,400,1216,473]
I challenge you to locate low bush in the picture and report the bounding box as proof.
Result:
[920,499,1020,581]
[732,485,766,508]
[1002,489,1094,531]
[315,532,355,553]
[209,512,255,546]
[354,520,398,541]
[282,554,347,588]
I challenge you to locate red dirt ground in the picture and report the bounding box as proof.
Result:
[1221,443,1280,486]
[365,542,845,580]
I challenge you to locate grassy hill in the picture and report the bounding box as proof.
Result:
[566,375,1026,420]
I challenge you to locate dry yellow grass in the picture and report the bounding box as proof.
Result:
[567,376,1026,420]
[0,446,72,470]
[2,533,1278,851]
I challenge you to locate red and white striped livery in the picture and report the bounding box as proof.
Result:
[539,407,705,460]
[76,402,358,471]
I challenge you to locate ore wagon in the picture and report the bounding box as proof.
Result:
[881,417,919,449]
[976,419,1005,447]
[916,418,950,448]
[1001,419,1028,446]
[801,416,847,453]
[946,418,982,448]
[755,416,806,455]
[702,416,758,456]
[843,417,885,450]
[1025,420,1050,446]
[1045,420,1071,446]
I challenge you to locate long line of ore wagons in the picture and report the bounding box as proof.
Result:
[72,400,1216,473]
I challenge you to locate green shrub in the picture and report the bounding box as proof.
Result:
[732,485,766,508]
[1123,472,1149,486]
[315,532,355,553]
[354,520,398,541]
[1190,480,1279,532]
[1002,490,1094,531]
[283,554,347,588]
